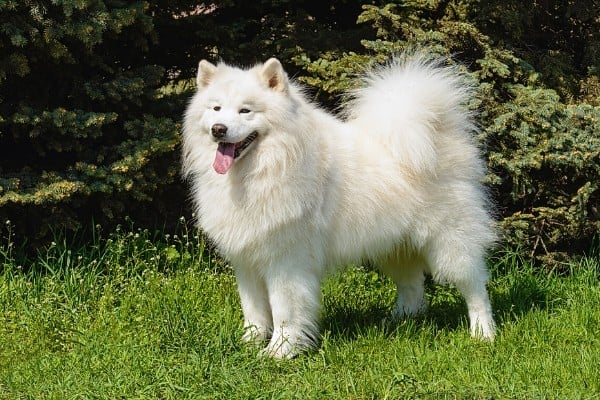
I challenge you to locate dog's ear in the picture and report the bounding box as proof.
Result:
[197,60,217,88]
[261,58,288,92]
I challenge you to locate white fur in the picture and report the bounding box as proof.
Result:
[182,53,496,358]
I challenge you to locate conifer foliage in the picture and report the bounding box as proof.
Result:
[0,0,365,238]
[0,0,180,234]
[0,0,598,259]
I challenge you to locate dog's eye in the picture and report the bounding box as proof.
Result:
[239,108,251,114]
[213,106,221,111]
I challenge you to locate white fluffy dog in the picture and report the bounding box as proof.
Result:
[182,52,496,358]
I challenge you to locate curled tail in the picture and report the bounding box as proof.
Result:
[345,52,477,174]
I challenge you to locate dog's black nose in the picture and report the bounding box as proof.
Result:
[211,123,228,139]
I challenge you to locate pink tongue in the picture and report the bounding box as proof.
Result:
[213,143,236,174]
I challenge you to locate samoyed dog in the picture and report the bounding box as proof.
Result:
[182,52,496,358]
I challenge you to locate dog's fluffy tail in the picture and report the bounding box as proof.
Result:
[345,53,477,174]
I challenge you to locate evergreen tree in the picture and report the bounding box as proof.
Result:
[0,0,181,236]
[1,0,597,260]
[0,0,369,240]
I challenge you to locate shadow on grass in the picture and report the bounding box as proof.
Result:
[490,268,557,326]
[321,268,556,341]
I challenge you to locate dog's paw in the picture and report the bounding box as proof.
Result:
[259,334,306,359]
[241,324,271,345]
[470,318,496,341]
[259,341,300,360]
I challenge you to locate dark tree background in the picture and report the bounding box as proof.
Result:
[1,0,598,262]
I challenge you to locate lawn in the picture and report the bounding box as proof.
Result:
[1,224,599,399]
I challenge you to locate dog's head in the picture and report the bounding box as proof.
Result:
[187,58,291,175]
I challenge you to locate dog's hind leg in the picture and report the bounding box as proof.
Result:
[378,255,428,318]
[453,270,496,340]
[425,240,496,340]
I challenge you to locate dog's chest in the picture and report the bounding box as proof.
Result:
[196,177,315,254]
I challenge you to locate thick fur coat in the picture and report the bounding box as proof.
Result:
[182,53,496,358]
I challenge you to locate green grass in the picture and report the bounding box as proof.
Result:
[1,222,599,399]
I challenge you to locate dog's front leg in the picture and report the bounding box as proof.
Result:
[261,262,322,359]
[235,267,273,343]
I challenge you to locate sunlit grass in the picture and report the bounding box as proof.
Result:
[1,222,598,399]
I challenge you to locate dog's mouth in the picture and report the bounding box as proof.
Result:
[213,132,258,174]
